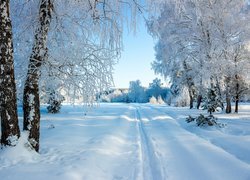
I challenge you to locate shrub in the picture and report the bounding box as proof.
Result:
[149,96,158,104]
[186,114,225,127]
[196,114,217,126]
[157,95,165,104]
[186,115,195,123]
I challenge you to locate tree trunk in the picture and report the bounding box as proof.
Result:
[235,96,239,113]
[215,77,224,110]
[225,90,231,114]
[226,95,231,113]
[235,81,239,113]
[196,95,202,109]
[197,71,203,109]
[183,60,195,109]
[189,90,194,109]
[225,77,231,114]
[23,0,53,152]
[0,0,20,146]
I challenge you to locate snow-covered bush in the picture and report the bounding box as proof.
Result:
[98,89,129,103]
[173,87,190,107]
[196,114,218,127]
[149,96,158,104]
[186,115,195,123]
[157,95,165,104]
[111,90,129,103]
[186,114,225,127]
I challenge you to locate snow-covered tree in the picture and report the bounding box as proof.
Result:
[147,1,199,109]
[229,45,250,112]
[128,80,147,103]
[44,74,65,113]
[147,78,167,98]
[146,78,170,103]
[10,0,145,151]
[203,85,223,115]
[209,0,250,113]
[147,78,163,97]
[173,86,190,107]
[46,90,64,113]
[21,0,53,151]
[147,0,250,111]
[0,0,20,146]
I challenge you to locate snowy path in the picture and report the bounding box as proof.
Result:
[135,106,163,180]
[0,103,250,180]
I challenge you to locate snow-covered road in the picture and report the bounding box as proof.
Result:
[1,103,250,180]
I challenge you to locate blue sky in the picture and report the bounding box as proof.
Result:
[113,23,163,88]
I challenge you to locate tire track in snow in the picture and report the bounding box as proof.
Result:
[135,106,163,180]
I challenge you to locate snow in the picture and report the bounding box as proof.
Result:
[6,135,18,146]
[6,111,10,120]
[1,103,250,180]
[28,94,35,124]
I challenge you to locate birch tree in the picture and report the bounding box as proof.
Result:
[0,0,20,146]
[11,0,144,151]
[22,0,53,152]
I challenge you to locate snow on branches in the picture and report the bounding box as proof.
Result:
[147,0,250,110]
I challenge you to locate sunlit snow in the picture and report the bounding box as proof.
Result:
[0,103,250,180]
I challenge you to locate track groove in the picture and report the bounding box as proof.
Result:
[135,106,163,180]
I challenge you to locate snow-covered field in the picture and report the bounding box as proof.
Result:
[1,103,250,180]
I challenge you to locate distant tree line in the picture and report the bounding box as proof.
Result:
[98,78,171,104]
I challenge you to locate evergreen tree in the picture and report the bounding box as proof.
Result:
[203,86,223,115]
[47,90,65,113]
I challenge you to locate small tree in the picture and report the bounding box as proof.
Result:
[47,90,65,113]
[186,114,224,127]
[203,86,223,115]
